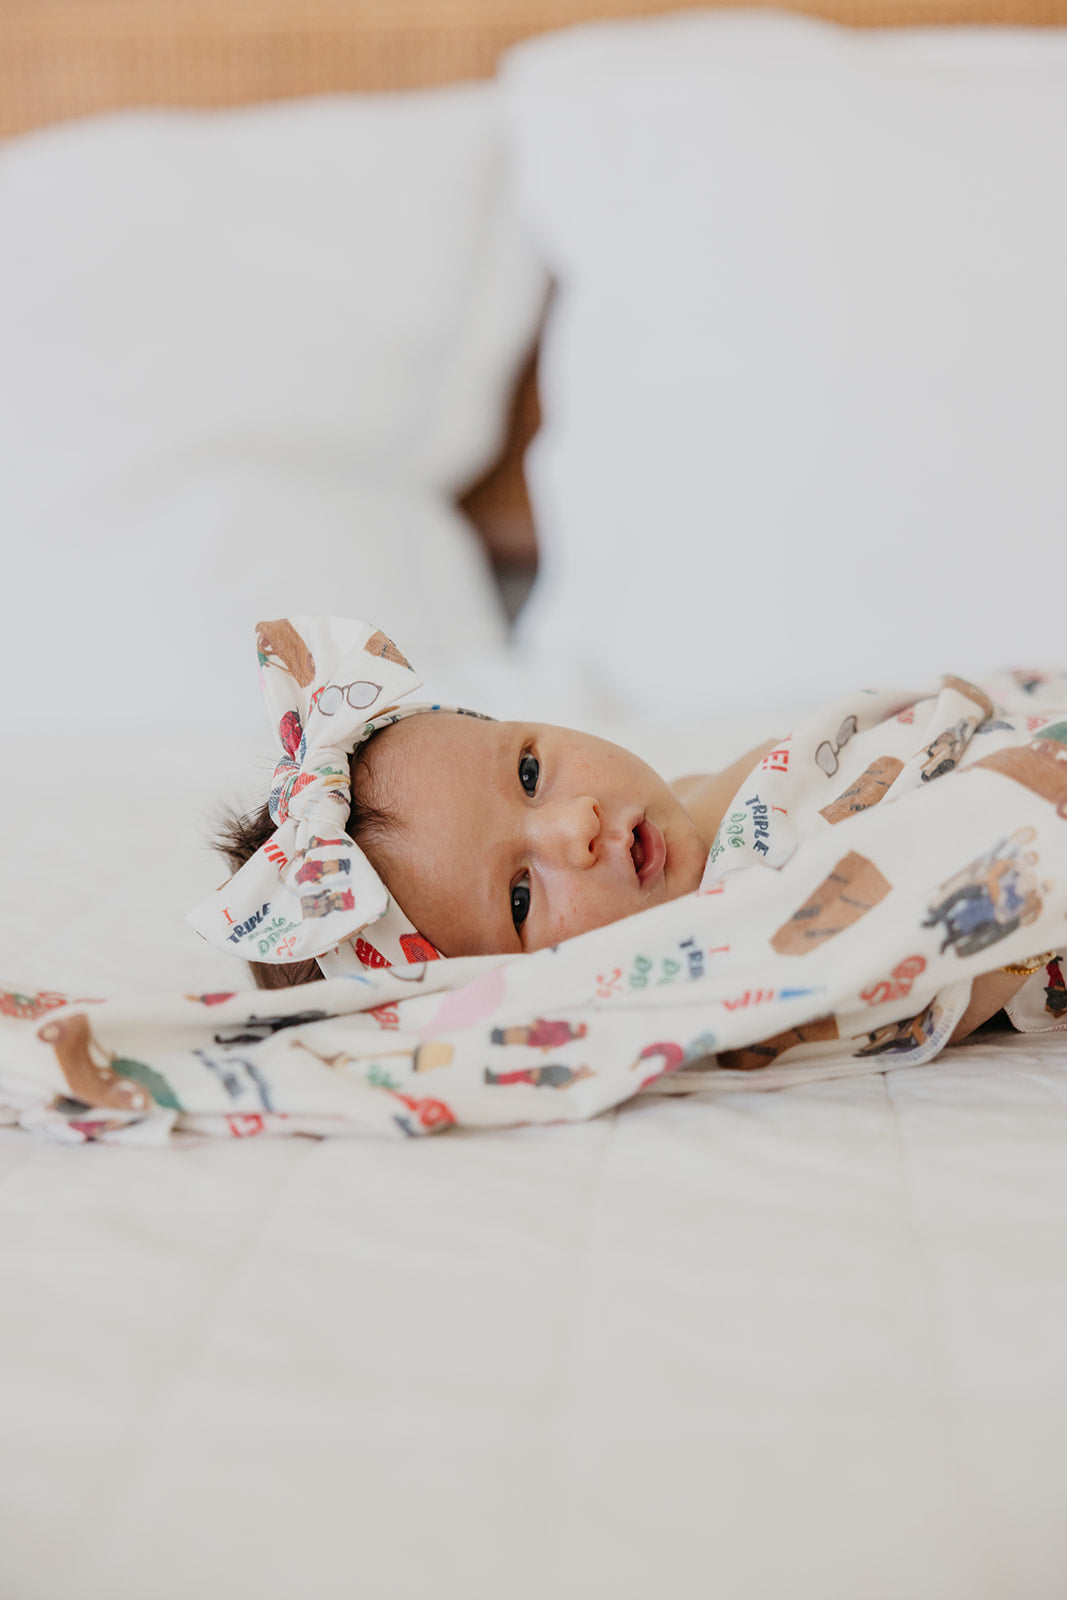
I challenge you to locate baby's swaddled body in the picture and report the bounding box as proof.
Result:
[197,621,1067,1079]
[10,624,1067,1145]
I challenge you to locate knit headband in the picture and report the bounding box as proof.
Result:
[187,617,489,978]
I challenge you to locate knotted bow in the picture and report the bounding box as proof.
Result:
[187,617,463,977]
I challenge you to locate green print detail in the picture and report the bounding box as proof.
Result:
[110,1056,183,1111]
[257,917,299,957]
[628,953,683,990]
[366,1062,400,1090]
[709,810,747,865]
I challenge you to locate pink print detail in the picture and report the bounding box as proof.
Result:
[422,968,507,1034]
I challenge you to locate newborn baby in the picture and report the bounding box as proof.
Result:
[195,617,1030,1048]
[332,712,771,957]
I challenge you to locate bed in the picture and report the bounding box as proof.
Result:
[3,2,1067,1596]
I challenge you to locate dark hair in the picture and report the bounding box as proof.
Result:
[210,748,395,990]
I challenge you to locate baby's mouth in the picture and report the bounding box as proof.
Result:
[630,819,666,887]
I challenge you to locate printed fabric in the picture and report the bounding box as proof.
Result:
[4,668,1067,1145]
[186,616,488,974]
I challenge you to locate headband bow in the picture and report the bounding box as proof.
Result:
[187,617,469,977]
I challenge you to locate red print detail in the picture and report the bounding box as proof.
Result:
[278,711,303,759]
[1027,715,1050,732]
[761,737,791,773]
[369,1003,400,1030]
[0,990,68,1020]
[723,989,776,1010]
[263,841,288,869]
[392,1092,455,1131]
[355,938,392,969]
[227,1114,265,1138]
[860,954,927,1007]
[195,993,237,1007]
[399,933,439,963]
[596,967,623,999]
[896,707,916,725]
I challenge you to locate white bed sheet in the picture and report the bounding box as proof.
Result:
[3,716,1067,1599]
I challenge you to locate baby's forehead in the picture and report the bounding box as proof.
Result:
[356,708,508,804]
[373,706,505,758]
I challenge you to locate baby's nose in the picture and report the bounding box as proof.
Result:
[543,796,603,868]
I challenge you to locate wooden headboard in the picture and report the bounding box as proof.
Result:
[5,0,1065,575]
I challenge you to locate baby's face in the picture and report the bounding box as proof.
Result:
[358,712,709,957]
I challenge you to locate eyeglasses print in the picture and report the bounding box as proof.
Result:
[317,681,382,715]
[814,715,859,778]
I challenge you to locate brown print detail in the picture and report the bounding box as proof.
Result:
[364,629,411,670]
[975,723,1067,818]
[1044,957,1067,1019]
[37,1014,153,1113]
[413,1042,454,1073]
[770,851,892,956]
[820,756,904,825]
[921,719,979,783]
[942,675,995,724]
[718,1015,839,1072]
[256,619,316,687]
[854,1007,936,1058]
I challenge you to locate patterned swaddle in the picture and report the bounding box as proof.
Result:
[4,666,1067,1144]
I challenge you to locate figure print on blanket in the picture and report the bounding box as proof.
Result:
[4,651,1067,1145]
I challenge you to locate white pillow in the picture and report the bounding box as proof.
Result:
[503,13,1067,727]
[0,86,546,732]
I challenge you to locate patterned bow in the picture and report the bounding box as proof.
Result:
[187,617,456,976]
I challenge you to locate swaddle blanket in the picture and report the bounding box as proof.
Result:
[5,669,1067,1145]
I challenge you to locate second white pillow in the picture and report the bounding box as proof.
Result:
[505,13,1067,724]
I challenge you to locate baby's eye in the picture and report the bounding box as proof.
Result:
[511,871,531,930]
[518,752,540,796]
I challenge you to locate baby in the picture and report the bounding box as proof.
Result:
[217,699,774,965]
[195,616,1029,1048]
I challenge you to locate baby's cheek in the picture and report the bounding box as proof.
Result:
[544,882,628,946]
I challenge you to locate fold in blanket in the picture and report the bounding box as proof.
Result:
[5,669,1067,1144]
